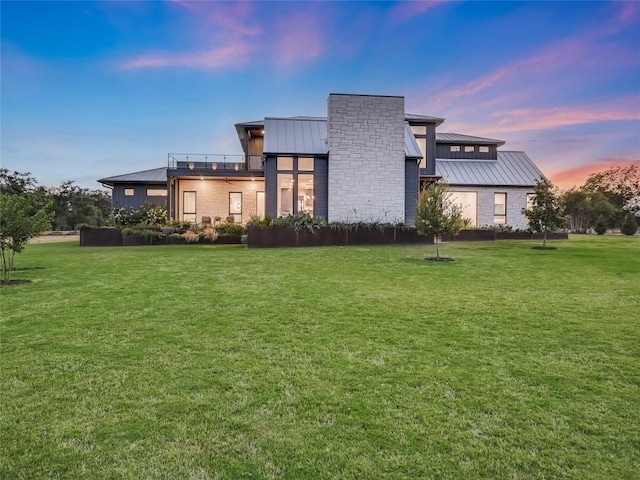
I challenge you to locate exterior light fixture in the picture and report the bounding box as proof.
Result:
[188,162,195,170]
[234,164,239,171]
[212,163,218,170]
[200,176,204,181]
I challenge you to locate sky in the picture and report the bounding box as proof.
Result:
[1,0,639,190]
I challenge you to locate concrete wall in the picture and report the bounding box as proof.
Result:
[450,185,535,230]
[327,94,406,222]
[177,179,265,224]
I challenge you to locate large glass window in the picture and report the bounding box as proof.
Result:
[411,125,427,135]
[183,191,196,223]
[277,156,293,171]
[416,138,427,168]
[277,174,294,216]
[298,157,314,171]
[297,174,314,215]
[494,193,507,224]
[451,191,477,227]
[229,192,242,223]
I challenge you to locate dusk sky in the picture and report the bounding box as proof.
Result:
[1,0,639,190]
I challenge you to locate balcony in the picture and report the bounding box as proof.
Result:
[167,153,264,172]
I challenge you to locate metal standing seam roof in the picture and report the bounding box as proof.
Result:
[435,151,545,187]
[436,132,506,146]
[263,117,424,158]
[404,122,422,158]
[98,167,168,185]
[263,117,328,155]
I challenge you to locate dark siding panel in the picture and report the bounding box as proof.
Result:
[404,160,419,224]
[426,124,437,176]
[436,144,497,160]
[314,157,329,219]
[112,184,166,210]
[265,156,277,218]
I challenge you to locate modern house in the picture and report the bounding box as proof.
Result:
[99,93,545,229]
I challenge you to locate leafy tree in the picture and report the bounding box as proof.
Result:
[0,193,54,283]
[583,165,640,226]
[561,189,616,233]
[49,181,112,230]
[620,213,638,236]
[522,177,564,248]
[415,181,464,260]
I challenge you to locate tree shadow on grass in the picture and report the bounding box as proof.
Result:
[425,257,455,262]
[1,279,32,286]
[531,246,558,250]
[11,266,45,271]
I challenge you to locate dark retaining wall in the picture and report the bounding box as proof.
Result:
[247,226,432,248]
[80,227,242,247]
[80,228,123,246]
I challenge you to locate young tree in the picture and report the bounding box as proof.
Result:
[522,177,564,248]
[415,181,464,260]
[0,193,54,283]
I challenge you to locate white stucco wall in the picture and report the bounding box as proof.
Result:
[450,186,535,230]
[327,94,406,222]
[177,179,264,224]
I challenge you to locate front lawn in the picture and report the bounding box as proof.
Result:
[1,236,638,479]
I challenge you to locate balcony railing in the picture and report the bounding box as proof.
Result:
[168,153,263,172]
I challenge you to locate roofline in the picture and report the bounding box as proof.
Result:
[329,92,404,99]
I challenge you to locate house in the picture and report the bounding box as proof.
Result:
[99,93,545,229]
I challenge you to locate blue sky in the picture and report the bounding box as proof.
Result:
[2,0,639,189]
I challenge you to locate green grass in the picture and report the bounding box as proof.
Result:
[1,236,639,479]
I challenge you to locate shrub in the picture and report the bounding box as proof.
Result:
[594,217,608,235]
[247,214,272,228]
[114,203,167,228]
[620,214,638,236]
[270,212,327,230]
[216,222,246,236]
[200,227,219,242]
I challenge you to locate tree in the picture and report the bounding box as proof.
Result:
[415,181,464,260]
[0,194,54,283]
[561,189,616,233]
[583,165,640,227]
[49,181,112,230]
[620,213,638,236]
[522,177,565,248]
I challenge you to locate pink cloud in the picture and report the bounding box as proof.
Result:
[120,2,327,70]
[389,1,444,23]
[484,97,640,134]
[272,12,325,66]
[549,159,640,189]
[121,42,253,70]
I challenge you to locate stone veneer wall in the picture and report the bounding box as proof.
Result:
[450,186,535,230]
[177,179,264,224]
[327,94,406,222]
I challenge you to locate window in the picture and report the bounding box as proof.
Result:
[526,193,535,210]
[465,146,475,153]
[147,189,167,197]
[256,191,265,218]
[124,188,134,196]
[277,174,294,216]
[277,156,293,171]
[298,157,314,171]
[183,191,196,223]
[450,146,460,152]
[450,191,477,227]
[494,193,507,224]
[417,138,427,168]
[297,174,314,215]
[479,146,489,153]
[229,192,242,223]
[411,125,427,135]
